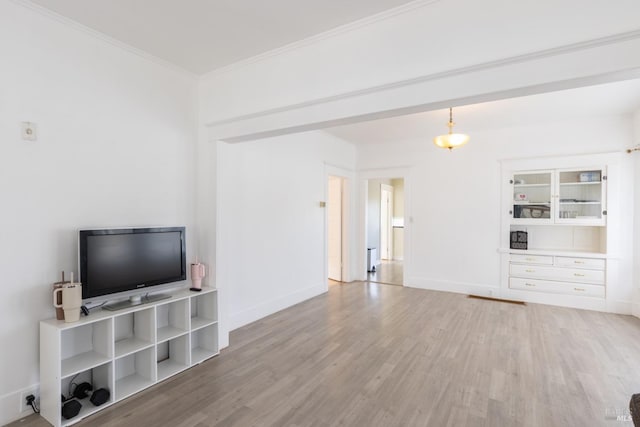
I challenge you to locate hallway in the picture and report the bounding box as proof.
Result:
[367,259,403,286]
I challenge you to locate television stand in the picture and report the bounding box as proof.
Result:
[103,293,171,311]
[40,287,219,427]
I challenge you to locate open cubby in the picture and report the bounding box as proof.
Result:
[190,292,217,330]
[41,288,218,427]
[60,319,112,377]
[114,308,155,358]
[115,347,155,401]
[156,299,189,343]
[191,324,219,364]
[60,362,113,423]
[157,334,190,381]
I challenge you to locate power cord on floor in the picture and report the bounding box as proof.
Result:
[26,394,39,414]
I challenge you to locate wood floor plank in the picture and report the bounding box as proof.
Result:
[10,282,640,427]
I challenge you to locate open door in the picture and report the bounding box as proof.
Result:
[328,176,343,281]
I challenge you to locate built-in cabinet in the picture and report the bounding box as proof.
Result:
[40,287,218,427]
[500,153,620,311]
[511,167,606,226]
[509,253,606,298]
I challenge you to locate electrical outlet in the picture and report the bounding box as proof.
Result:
[19,388,39,415]
[21,122,37,141]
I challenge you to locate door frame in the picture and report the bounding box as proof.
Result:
[324,164,355,288]
[380,183,394,261]
[327,175,344,281]
[359,167,411,285]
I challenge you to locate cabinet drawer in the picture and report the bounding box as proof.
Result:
[509,263,605,284]
[510,254,553,265]
[509,277,605,298]
[554,256,605,270]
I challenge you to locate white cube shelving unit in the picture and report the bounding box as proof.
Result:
[191,324,219,365]
[156,299,189,343]
[114,307,155,358]
[40,287,218,427]
[114,347,155,401]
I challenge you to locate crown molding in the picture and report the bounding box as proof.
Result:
[206,28,640,128]
[9,0,198,80]
[200,0,443,79]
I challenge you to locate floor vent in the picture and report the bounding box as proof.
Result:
[468,295,526,305]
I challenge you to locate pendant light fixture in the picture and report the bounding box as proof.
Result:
[433,107,469,150]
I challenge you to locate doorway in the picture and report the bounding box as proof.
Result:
[328,175,344,282]
[366,178,404,286]
[380,184,393,261]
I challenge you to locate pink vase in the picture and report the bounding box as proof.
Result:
[191,263,206,289]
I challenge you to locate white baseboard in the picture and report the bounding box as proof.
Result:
[406,276,500,298]
[228,283,327,331]
[502,288,608,312]
[632,303,640,319]
[0,384,40,426]
[607,299,633,315]
[406,276,632,314]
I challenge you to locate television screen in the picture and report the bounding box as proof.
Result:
[79,227,186,299]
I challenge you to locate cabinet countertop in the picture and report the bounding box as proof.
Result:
[498,248,613,259]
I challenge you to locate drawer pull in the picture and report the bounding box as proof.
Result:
[525,283,535,287]
[574,273,585,277]
[525,269,535,273]
[574,260,584,264]
[574,287,586,292]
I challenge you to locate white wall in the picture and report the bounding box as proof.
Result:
[216,131,355,331]
[356,115,635,306]
[0,2,197,424]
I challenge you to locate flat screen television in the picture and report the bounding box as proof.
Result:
[79,227,186,309]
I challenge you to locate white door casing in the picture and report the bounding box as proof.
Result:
[328,176,343,281]
[380,184,393,260]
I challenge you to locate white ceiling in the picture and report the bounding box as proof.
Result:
[326,79,640,145]
[27,0,416,74]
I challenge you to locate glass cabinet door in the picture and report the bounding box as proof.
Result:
[511,171,553,223]
[557,168,606,224]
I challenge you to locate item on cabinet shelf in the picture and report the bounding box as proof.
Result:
[514,192,528,201]
[579,171,601,182]
[61,399,82,420]
[72,382,110,406]
[515,205,550,219]
[559,211,577,218]
[52,271,70,321]
[514,179,525,185]
[53,275,82,323]
[510,230,528,250]
[61,382,110,420]
[190,258,206,291]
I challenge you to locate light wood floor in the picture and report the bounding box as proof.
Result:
[12,282,640,427]
[367,260,403,286]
